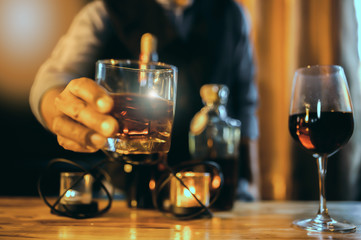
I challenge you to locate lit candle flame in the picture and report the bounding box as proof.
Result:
[184,186,196,198]
[65,189,77,198]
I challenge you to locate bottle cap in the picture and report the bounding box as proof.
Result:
[189,110,208,135]
[140,33,158,63]
[200,84,229,105]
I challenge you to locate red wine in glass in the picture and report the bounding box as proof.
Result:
[288,65,356,233]
[289,111,354,156]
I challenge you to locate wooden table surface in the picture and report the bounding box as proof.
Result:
[1,197,361,239]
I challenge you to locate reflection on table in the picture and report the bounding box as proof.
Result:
[0,197,360,239]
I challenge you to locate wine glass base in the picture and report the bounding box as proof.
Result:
[293,218,356,233]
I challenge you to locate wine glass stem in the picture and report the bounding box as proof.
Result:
[316,155,331,222]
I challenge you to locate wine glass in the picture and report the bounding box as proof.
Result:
[289,65,356,233]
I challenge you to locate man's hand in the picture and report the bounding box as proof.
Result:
[41,78,119,152]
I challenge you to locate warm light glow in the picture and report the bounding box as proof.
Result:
[65,189,77,198]
[211,217,222,228]
[0,0,85,102]
[129,227,137,240]
[58,227,74,239]
[183,186,196,198]
[131,200,138,208]
[170,172,210,208]
[124,164,133,173]
[182,226,192,240]
[0,0,53,56]
[298,134,314,150]
[207,139,213,148]
[212,176,221,189]
[129,129,149,135]
[305,104,310,123]
[148,90,159,98]
[272,174,287,200]
[130,212,137,220]
[149,179,156,190]
[0,0,56,100]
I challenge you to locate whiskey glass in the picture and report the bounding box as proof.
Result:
[96,59,177,164]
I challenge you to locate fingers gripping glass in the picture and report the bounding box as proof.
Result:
[289,65,356,233]
[95,59,177,165]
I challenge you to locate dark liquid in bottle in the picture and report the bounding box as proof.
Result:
[289,111,353,156]
[124,163,157,209]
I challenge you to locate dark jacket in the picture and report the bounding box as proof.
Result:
[102,0,259,165]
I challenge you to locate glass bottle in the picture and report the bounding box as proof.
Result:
[124,33,160,209]
[189,84,241,210]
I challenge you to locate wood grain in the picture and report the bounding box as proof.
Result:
[0,197,360,239]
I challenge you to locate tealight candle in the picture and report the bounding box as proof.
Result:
[170,172,210,216]
[59,172,93,205]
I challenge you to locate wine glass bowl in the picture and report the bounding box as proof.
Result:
[288,65,356,233]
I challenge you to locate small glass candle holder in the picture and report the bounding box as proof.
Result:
[170,172,210,216]
[59,172,94,205]
[57,172,99,216]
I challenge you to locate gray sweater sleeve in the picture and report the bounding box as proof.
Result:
[29,1,110,127]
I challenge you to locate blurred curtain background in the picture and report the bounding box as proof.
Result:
[239,0,361,200]
[0,0,360,200]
